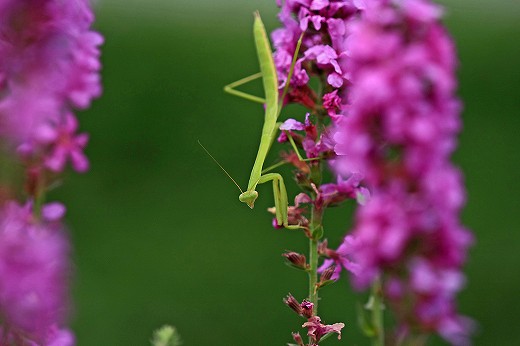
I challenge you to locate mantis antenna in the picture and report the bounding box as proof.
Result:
[198,140,244,194]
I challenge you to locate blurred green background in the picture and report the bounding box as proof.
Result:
[50,0,520,345]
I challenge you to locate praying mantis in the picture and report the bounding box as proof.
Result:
[202,12,307,230]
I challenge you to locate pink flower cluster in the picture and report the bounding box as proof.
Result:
[333,0,473,343]
[0,202,73,346]
[0,1,102,344]
[0,0,103,173]
[274,114,369,235]
[272,0,363,119]
[284,294,344,345]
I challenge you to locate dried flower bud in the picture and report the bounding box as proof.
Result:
[284,294,304,316]
[295,171,312,189]
[287,85,317,110]
[317,239,328,256]
[320,265,336,282]
[291,332,305,346]
[282,252,308,270]
[282,151,310,174]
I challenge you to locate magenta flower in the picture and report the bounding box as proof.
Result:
[18,113,90,173]
[318,235,360,279]
[332,0,473,343]
[0,201,72,344]
[284,293,345,344]
[0,1,100,344]
[39,113,90,173]
[317,173,370,207]
[278,114,335,159]
[302,316,345,343]
[0,0,102,170]
[272,0,362,120]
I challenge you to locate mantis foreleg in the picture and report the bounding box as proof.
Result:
[258,173,301,230]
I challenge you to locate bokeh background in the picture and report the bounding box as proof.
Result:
[49,0,520,344]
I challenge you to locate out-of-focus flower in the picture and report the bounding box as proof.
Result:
[332,0,473,343]
[0,201,71,344]
[0,0,102,173]
[38,113,90,173]
[318,235,360,279]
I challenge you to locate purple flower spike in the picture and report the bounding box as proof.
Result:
[332,0,474,343]
[272,0,361,120]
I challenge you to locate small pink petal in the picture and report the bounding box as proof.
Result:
[42,203,66,221]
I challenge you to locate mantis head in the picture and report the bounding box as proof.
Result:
[239,190,259,209]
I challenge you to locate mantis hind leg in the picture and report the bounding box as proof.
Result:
[224,72,266,104]
[259,173,302,230]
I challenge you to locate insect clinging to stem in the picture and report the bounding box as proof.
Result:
[202,12,308,230]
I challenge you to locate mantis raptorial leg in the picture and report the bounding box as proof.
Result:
[222,12,306,230]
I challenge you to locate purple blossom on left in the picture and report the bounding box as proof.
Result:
[0,0,102,345]
[0,202,73,346]
[0,0,103,170]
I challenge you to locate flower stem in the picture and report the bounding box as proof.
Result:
[308,235,318,309]
[371,277,384,346]
[308,161,323,312]
[308,203,322,346]
[308,202,324,304]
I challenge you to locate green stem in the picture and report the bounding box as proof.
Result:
[307,205,322,346]
[308,164,323,311]
[371,277,384,346]
[308,235,318,309]
[307,162,323,345]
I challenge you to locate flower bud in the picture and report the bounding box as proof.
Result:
[317,239,328,256]
[320,264,336,282]
[291,332,304,346]
[282,252,308,270]
[283,294,303,316]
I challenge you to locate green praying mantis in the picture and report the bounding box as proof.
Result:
[201,12,310,230]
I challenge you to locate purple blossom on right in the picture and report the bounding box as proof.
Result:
[333,0,474,344]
